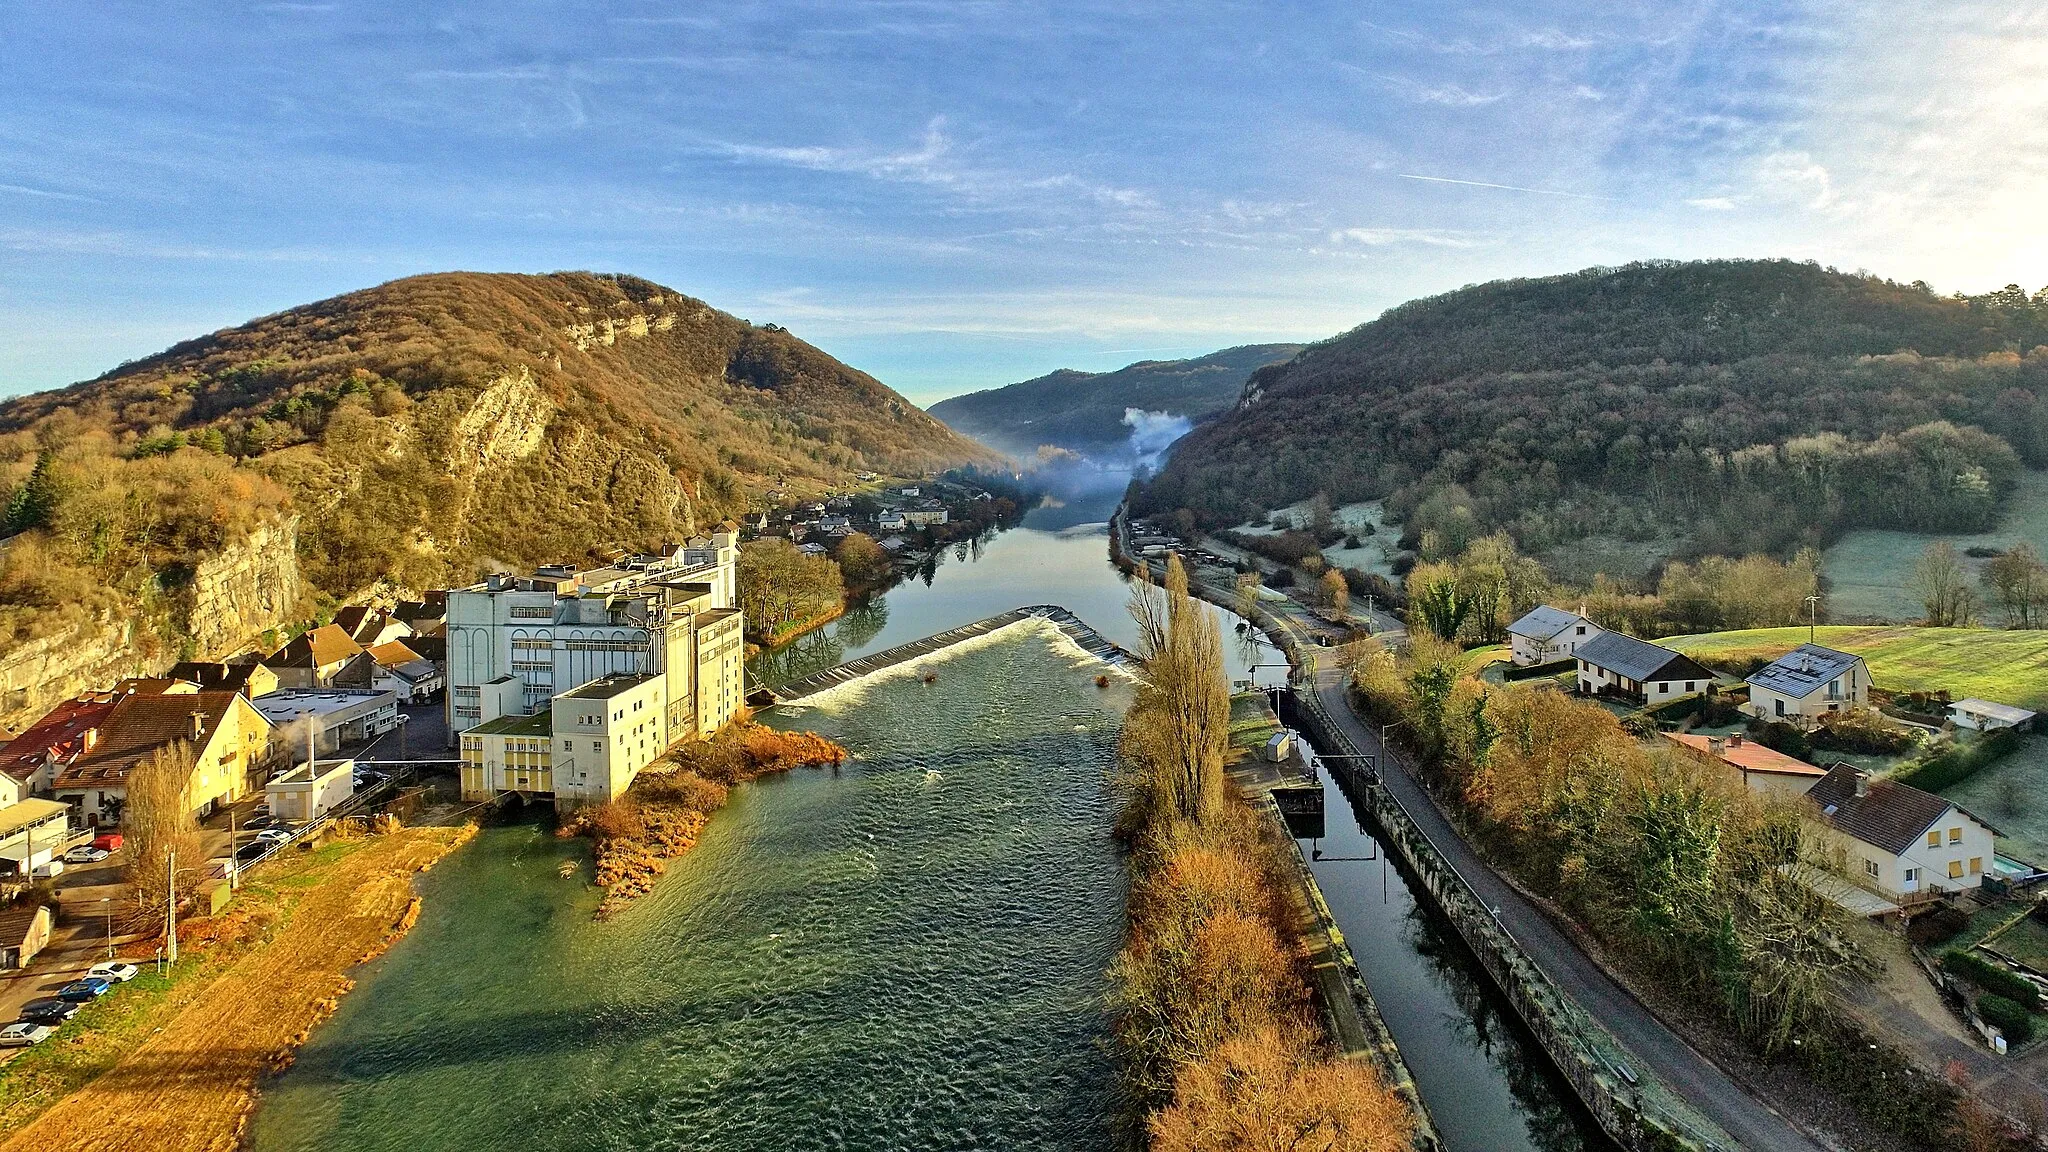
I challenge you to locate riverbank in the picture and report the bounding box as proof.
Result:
[0,823,473,1152]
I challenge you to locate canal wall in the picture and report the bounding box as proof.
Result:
[1285,686,1731,1152]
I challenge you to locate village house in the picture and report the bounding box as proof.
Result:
[366,640,444,703]
[0,901,52,968]
[1947,698,2037,732]
[1505,605,1602,667]
[51,690,272,824]
[1804,763,1998,910]
[332,605,413,647]
[266,624,375,689]
[1574,632,1715,706]
[876,509,907,532]
[1745,644,1869,725]
[900,504,948,528]
[167,661,281,699]
[1664,731,1826,797]
[0,692,121,805]
[393,593,447,636]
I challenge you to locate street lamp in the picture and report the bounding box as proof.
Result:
[394,713,411,761]
[100,896,112,960]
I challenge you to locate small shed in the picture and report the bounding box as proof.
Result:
[1948,698,2037,732]
[265,758,357,823]
[1264,731,1295,763]
[0,903,52,969]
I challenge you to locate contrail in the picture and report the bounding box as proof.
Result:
[1398,173,1611,200]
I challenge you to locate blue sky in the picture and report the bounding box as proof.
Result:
[2,1,2044,406]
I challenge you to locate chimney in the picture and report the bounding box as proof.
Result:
[1728,733,1744,747]
[190,710,207,739]
[1853,770,1870,798]
[1708,736,1726,755]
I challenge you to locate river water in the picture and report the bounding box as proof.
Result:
[250,484,1604,1152]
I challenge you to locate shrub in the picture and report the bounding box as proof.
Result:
[1976,993,2035,1042]
[1895,728,2022,792]
[1747,718,1813,761]
[1811,708,1915,754]
[1150,1026,1412,1152]
[1908,905,1968,946]
[1943,949,2041,1011]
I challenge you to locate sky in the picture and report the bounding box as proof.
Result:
[1,1,2045,407]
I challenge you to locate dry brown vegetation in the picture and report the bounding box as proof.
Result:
[564,720,846,917]
[1114,556,1412,1152]
[0,824,472,1152]
[120,743,202,933]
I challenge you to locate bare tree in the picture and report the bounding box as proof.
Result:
[124,742,202,933]
[1983,543,2048,629]
[1321,568,1349,619]
[1912,540,1977,627]
[1126,555,1230,826]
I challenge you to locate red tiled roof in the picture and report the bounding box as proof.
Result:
[1666,732,1826,778]
[0,694,120,783]
[52,691,259,791]
[365,640,423,668]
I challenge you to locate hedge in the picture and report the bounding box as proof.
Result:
[1504,658,1576,682]
[1943,949,2041,1011]
[1894,728,2023,793]
[1976,993,2035,1042]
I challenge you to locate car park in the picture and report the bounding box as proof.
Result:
[0,1022,54,1047]
[57,977,112,1002]
[86,961,139,983]
[241,813,275,830]
[62,845,111,864]
[19,998,80,1024]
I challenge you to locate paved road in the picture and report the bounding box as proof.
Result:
[1304,655,1829,1152]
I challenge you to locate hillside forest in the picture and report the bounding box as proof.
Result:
[0,271,996,653]
[1135,262,2048,570]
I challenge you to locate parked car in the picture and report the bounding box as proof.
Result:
[56,977,112,1002]
[90,832,123,852]
[256,828,293,844]
[241,814,276,830]
[30,860,63,880]
[0,1021,54,1047]
[62,846,111,864]
[249,803,271,818]
[234,841,270,864]
[19,998,80,1024]
[86,961,139,983]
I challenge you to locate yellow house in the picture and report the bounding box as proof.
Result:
[460,707,555,801]
[51,690,272,824]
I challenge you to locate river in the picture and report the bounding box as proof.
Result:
[249,483,1605,1152]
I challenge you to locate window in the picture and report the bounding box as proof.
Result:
[1949,827,1962,844]
[1657,682,1668,694]
[1948,860,1964,880]
[1970,857,1983,875]
[1685,681,1696,693]
[563,740,572,751]
[1575,625,1586,636]
[1774,698,1785,717]
[1904,867,1918,884]
[592,741,602,752]
[1863,858,1879,878]
[1928,830,1941,849]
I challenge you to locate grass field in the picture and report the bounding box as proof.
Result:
[1659,625,2048,710]
[1823,470,2048,622]
[1938,736,2048,865]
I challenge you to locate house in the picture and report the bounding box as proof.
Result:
[876,509,907,532]
[50,691,271,824]
[1505,605,1601,667]
[0,903,51,969]
[265,757,356,823]
[899,486,920,497]
[393,593,447,635]
[252,689,399,764]
[332,605,413,647]
[266,625,372,689]
[366,641,444,704]
[1664,731,1826,797]
[797,542,829,557]
[901,506,948,528]
[1745,644,1869,725]
[1948,698,2037,732]
[167,661,281,699]
[0,693,121,804]
[1805,763,1998,907]
[0,799,72,877]
[110,677,198,696]
[1574,632,1715,706]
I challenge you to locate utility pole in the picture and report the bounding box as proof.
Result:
[1804,594,1821,643]
[165,849,177,964]
[101,896,112,960]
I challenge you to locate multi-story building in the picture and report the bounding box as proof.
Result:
[460,708,555,800]
[550,674,668,808]
[444,531,741,741]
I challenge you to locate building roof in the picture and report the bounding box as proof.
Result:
[1747,644,1864,700]
[1665,732,1826,779]
[0,799,70,840]
[167,662,270,694]
[1805,763,1993,856]
[0,902,49,948]
[0,694,121,783]
[1951,698,2037,725]
[557,673,659,701]
[470,707,553,738]
[331,605,376,638]
[252,689,395,726]
[365,640,424,668]
[272,624,363,669]
[1506,605,1587,641]
[54,692,255,790]
[1579,631,1712,684]
[110,677,199,696]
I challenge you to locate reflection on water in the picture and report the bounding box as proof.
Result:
[250,629,1131,1152]
[1304,771,1610,1152]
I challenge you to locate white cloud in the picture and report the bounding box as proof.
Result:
[1753,150,1835,209]
[1685,196,1738,211]
[1329,227,1487,248]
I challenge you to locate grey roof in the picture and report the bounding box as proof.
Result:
[1507,605,1586,641]
[1577,631,1712,684]
[1805,763,1992,855]
[1951,698,2037,724]
[1747,644,1863,699]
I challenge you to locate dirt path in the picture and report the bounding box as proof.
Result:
[0,825,472,1152]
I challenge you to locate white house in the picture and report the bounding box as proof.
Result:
[1805,764,1998,908]
[876,509,907,532]
[1505,605,1602,667]
[901,507,948,528]
[1948,698,2037,732]
[1745,644,1868,725]
[1575,632,1716,706]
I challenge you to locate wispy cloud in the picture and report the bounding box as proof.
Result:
[0,183,98,203]
[1398,173,1612,200]
[1328,227,1488,248]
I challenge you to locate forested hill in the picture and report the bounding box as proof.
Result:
[929,343,1303,460]
[1137,260,2048,559]
[0,271,996,641]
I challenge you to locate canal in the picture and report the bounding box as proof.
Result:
[250,481,1608,1152]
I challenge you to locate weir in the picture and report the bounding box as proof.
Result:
[765,604,1135,700]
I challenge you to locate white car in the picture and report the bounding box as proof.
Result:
[86,961,139,983]
[255,828,293,844]
[62,846,110,865]
[0,1022,53,1048]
